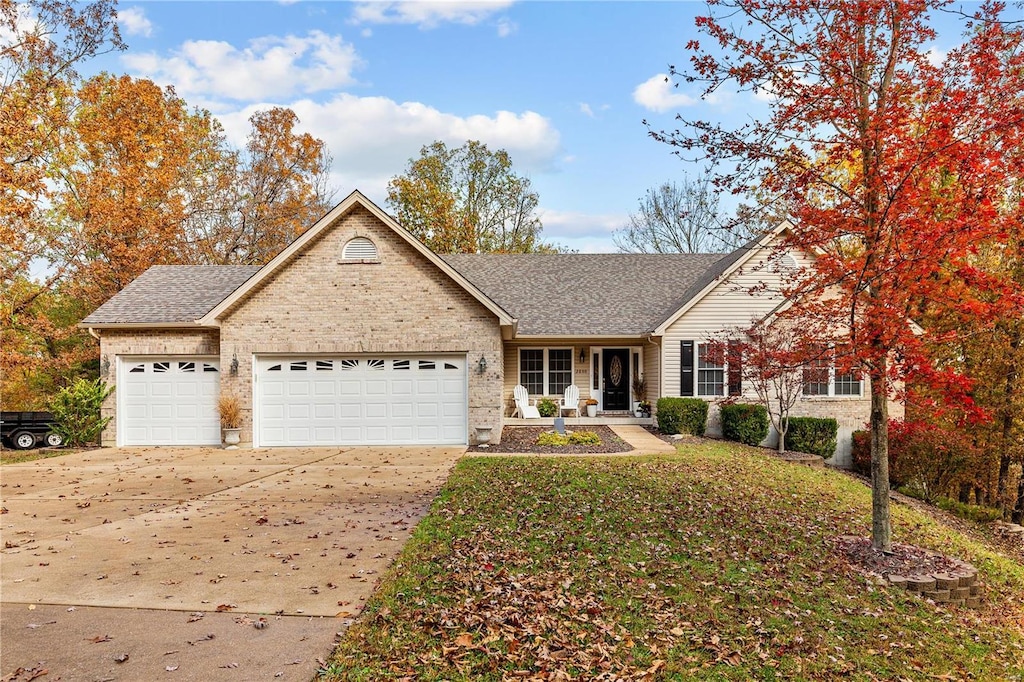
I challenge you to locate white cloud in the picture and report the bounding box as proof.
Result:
[214,94,562,199]
[123,30,360,102]
[632,73,695,113]
[351,1,515,29]
[117,6,152,38]
[537,208,625,251]
[926,45,947,67]
[496,17,517,37]
[578,102,610,118]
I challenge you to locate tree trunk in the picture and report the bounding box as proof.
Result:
[1013,466,1024,525]
[997,455,1012,515]
[870,358,892,551]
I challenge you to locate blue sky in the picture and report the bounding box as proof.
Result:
[95,1,979,252]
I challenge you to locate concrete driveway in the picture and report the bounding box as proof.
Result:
[1,444,463,681]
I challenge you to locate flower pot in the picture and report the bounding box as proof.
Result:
[223,427,241,449]
[634,410,643,418]
[586,404,597,418]
[475,426,493,445]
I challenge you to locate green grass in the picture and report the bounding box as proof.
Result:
[321,441,1024,680]
[0,447,77,465]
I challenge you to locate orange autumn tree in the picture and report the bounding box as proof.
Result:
[652,1,1024,550]
[182,107,334,265]
[50,74,226,307]
[1,0,124,408]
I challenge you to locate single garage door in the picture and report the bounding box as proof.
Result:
[120,358,220,445]
[256,355,467,446]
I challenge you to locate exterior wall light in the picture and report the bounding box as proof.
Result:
[230,353,239,376]
[477,355,487,374]
[100,355,110,378]
[579,348,586,362]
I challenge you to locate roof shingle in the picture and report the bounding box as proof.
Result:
[442,253,730,336]
[81,265,260,325]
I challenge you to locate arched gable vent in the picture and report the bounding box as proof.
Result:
[772,252,799,272]
[342,237,379,261]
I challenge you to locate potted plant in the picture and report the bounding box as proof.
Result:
[631,375,647,414]
[536,397,558,418]
[218,393,242,449]
[637,400,652,418]
[585,398,598,418]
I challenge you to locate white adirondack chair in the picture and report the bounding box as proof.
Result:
[513,384,541,419]
[559,384,580,417]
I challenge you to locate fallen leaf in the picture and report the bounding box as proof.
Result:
[114,653,129,663]
[215,604,235,612]
[455,633,474,647]
[165,665,178,671]
[88,634,112,643]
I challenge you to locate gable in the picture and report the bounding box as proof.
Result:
[217,204,505,333]
[653,221,797,335]
[200,191,513,328]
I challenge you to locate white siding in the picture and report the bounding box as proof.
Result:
[659,239,901,465]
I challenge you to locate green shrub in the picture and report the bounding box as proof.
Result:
[784,416,838,458]
[935,497,1003,523]
[536,398,558,417]
[720,403,769,446]
[49,378,113,446]
[656,397,707,436]
[569,430,601,445]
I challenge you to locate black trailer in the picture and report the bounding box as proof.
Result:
[1,412,63,450]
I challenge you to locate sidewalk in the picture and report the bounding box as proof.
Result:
[608,425,678,454]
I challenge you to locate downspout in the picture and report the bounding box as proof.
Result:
[646,333,661,412]
[87,327,100,341]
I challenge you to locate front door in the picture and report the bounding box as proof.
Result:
[602,349,630,411]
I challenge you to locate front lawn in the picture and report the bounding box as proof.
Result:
[322,441,1024,680]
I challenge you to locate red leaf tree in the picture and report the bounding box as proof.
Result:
[652,1,1024,550]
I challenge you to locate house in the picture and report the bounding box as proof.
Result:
[81,191,899,465]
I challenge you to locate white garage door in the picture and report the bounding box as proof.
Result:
[256,355,467,446]
[120,358,220,446]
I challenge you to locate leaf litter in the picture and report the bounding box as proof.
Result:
[325,445,1024,680]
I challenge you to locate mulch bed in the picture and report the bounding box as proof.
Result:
[467,426,632,454]
[835,535,969,580]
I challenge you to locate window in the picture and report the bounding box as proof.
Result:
[802,346,830,396]
[520,349,544,395]
[519,348,572,396]
[315,360,333,371]
[697,344,725,397]
[342,237,378,261]
[803,345,862,397]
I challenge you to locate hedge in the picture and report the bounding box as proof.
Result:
[720,403,769,446]
[656,397,707,436]
[785,416,838,458]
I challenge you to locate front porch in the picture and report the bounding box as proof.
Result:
[504,415,655,427]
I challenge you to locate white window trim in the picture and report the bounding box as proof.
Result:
[518,347,573,397]
[696,342,726,398]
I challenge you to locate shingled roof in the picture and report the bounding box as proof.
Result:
[81,265,260,325]
[81,245,757,334]
[442,253,732,336]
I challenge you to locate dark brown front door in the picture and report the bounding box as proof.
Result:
[602,349,630,411]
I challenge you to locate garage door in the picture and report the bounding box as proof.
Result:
[256,356,467,446]
[120,358,220,445]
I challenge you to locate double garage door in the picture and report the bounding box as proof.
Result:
[256,355,467,447]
